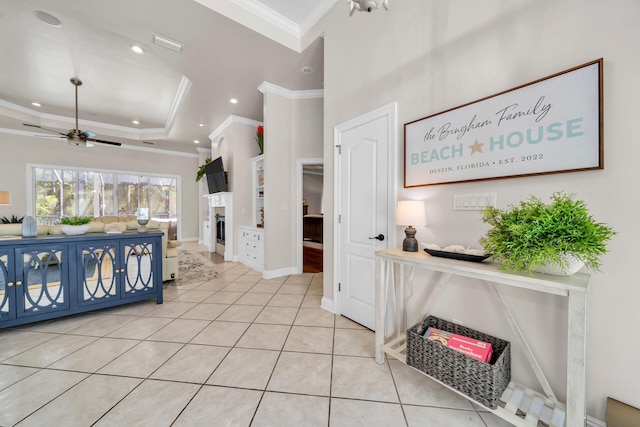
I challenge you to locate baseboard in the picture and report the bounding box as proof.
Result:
[263,266,297,279]
[320,296,335,314]
[588,415,605,427]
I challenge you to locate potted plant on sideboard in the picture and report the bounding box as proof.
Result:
[480,192,616,275]
[60,216,93,235]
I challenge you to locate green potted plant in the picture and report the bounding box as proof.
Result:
[0,215,24,224]
[480,192,616,275]
[196,157,212,182]
[60,215,93,235]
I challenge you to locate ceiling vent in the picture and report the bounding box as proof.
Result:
[153,34,184,53]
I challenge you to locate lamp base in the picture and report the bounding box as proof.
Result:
[402,226,418,252]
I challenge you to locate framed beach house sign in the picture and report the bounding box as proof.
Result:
[404,58,603,187]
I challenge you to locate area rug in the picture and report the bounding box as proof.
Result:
[174,248,221,283]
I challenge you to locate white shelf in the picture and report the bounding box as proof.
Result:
[375,247,590,427]
[383,334,567,427]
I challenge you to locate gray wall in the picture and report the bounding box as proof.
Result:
[317,0,639,420]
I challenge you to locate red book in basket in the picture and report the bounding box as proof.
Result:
[424,327,493,363]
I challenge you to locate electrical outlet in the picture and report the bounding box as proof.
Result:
[453,193,497,211]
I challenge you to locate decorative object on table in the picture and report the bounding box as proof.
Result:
[60,216,92,235]
[255,125,264,154]
[196,156,212,182]
[395,200,426,252]
[347,0,389,16]
[422,243,490,262]
[404,59,603,188]
[104,222,127,234]
[21,216,37,237]
[480,192,616,275]
[0,191,10,205]
[137,208,149,232]
[406,315,511,409]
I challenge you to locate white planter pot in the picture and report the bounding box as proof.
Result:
[534,254,584,276]
[61,224,90,235]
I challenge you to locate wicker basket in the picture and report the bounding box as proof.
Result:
[406,315,511,409]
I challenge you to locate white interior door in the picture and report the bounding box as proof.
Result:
[335,103,396,330]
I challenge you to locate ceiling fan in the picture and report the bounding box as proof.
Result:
[24,77,122,147]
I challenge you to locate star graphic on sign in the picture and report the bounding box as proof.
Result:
[468,139,484,155]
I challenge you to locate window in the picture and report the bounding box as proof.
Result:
[32,166,178,226]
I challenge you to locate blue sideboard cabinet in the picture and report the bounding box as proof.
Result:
[0,231,163,328]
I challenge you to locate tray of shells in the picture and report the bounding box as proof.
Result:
[422,243,491,263]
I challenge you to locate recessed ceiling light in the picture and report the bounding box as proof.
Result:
[199,122,205,127]
[34,11,62,27]
[31,102,42,107]
[301,65,313,73]
[194,140,200,144]
[132,120,140,125]
[230,98,238,104]
[131,45,145,54]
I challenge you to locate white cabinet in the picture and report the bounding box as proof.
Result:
[237,226,264,271]
[252,154,264,228]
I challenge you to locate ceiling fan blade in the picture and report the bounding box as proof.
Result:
[23,123,67,136]
[81,130,96,138]
[86,137,122,147]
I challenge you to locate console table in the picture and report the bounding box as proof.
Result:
[375,247,590,427]
[0,231,163,328]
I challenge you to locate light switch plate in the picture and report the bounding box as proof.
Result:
[453,193,497,211]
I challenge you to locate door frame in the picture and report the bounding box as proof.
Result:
[333,102,398,317]
[296,157,324,274]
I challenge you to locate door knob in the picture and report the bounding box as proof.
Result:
[369,234,385,241]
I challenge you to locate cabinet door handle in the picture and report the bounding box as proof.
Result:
[16,281,23,286]
[7,282,14,287]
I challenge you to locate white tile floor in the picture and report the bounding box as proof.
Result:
[0,243,515,427]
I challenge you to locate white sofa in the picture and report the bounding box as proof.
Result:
[0,216,180,282]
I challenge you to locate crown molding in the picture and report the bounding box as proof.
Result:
[165,75,192,130]
[209,114,263,142]
[0,126,199,157]
[193,0,337,52]
[0,74,192,141]
[258,81,324,99]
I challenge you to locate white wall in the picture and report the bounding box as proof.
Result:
[262,86,323,275]
[303,172,323,214]
[319,0,640,420]
[0,133,200,240]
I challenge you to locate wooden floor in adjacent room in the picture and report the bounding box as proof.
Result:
[303,243,323,273]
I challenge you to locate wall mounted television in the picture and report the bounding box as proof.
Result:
[204,156,228,194]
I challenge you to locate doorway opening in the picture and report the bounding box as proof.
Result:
[297,158,324,274]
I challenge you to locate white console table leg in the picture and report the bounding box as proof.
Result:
[566,290,588,427]
[375,256,387,364]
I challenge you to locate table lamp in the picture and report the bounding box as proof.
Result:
[0,191,10,205]
[396,200,426,252]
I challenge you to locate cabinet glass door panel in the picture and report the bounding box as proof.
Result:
[19,247,69,316]
[122,241,155,297]
[80,245,117,304]
[0,250,14,321]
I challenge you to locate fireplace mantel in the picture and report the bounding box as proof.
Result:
[204,192,233,261]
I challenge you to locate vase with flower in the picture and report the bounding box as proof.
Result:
[256,125,264,154]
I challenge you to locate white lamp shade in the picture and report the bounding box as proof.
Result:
[0,191,10,205]
[396,200,426,226]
